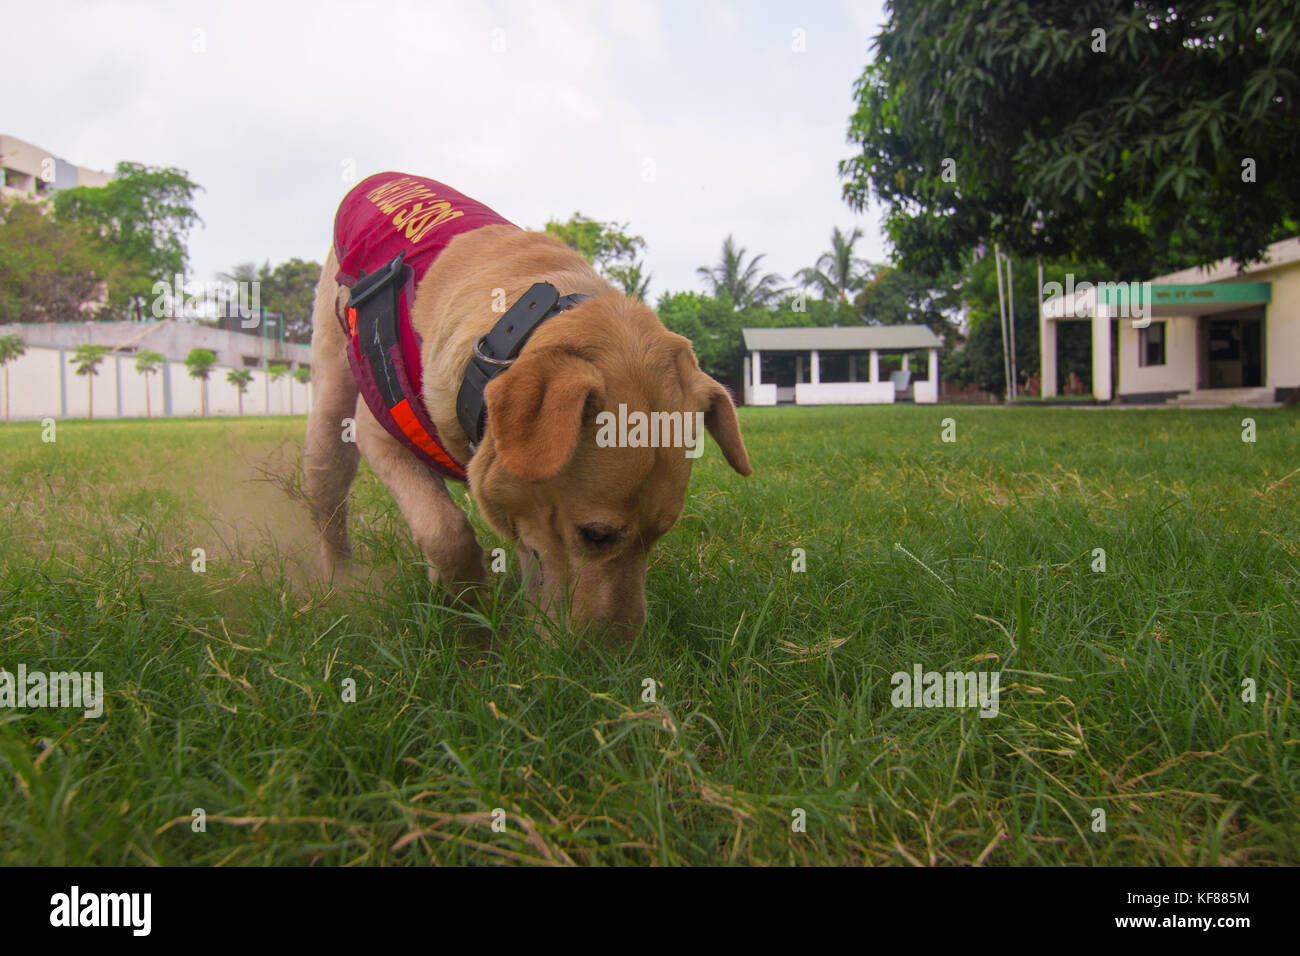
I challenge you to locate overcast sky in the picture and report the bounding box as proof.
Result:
[4,0,890,300]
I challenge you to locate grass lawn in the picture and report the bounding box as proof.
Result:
[1,405,1297,865]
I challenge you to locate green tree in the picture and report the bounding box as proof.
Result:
[0,333,27,423]
[226,367,253,416]
[656,291,746,381]
[258,258,321,343]
[291,366,311,386]
[53,162,203,320]
[70,344,109,420]
[134,350,165,419]
[856,264,964,348]
[696,236,787,309]
[655,290,824,385]
[185,348,217,417]
[544,213,643,271]
[840,0,1300,277]
[607,262,652,302]
[218,262,259,286]
[0,200,114,322]
[945,253,1096,395]
[795,227,873,315]
[543,213,651,301]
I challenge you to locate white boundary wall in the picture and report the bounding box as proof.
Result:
[794,381,896,404]
[0,345,312,420]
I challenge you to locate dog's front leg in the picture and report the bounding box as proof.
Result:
[354,405,489,603]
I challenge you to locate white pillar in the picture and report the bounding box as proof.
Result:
[1092,306,1112,401]
[1038,257,1055,398]
[928,348,938,386]
[810,350,820,384]
[849,355,857,382]
[901,353,910,372]
[1040,319,1057,397]
[869,350,879,383]
[795,355,803,383]
[752,350,762,386]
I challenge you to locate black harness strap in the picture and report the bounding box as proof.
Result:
[456,282,589,450]
[350,250,408,407]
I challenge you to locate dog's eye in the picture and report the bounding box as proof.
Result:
[579,526,617,548]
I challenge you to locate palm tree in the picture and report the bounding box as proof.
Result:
[0,333,27,423]
[795,227,872,309]
[134,350,165,419]
[185,348,217,416]
[218,262,259,285]
[218,262,262,325]
[70,344,109,420]
[227,367,253,415]
[696,236,786,309]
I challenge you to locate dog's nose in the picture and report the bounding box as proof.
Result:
[592,616,640,649]
[580,596,645,648]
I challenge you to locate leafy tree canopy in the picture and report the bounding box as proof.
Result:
[226,367,254,389]
[0,200,116,322]
[220,258,321,343]
[53,162,202,319]
[70,343,109,375]
[134,350,165,373]
[184,348,217,379]
[0,333,28,364]
[856,263,964,348]
[657,289,851,383]
[841,0,1300,277]
[543,213,651,299]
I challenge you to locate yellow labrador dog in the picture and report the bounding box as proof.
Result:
[303,173,750,644]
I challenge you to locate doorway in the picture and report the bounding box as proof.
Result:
[1200,311,1265,388]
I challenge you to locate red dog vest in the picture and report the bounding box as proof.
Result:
[332,172,515,480]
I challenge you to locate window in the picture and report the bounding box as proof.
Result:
[1139,322,1166,367]
[242,355,262,368]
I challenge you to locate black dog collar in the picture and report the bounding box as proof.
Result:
[456,282,589,451]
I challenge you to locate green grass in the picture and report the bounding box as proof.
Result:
[1,406,1297,865]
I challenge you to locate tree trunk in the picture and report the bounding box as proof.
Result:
[238,391,244,416]
[4,366,9,424]
[145,377,152,419]
[88,377,94,421]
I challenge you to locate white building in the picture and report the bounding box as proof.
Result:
[741,325,942,405]
[1,133,111,201]
[1040,237,1300,405]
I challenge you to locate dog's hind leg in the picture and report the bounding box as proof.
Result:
[354,404,489,603]
[303,250,361,579]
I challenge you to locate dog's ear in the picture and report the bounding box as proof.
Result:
[484,349,603,482]
[693,372,752,476]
